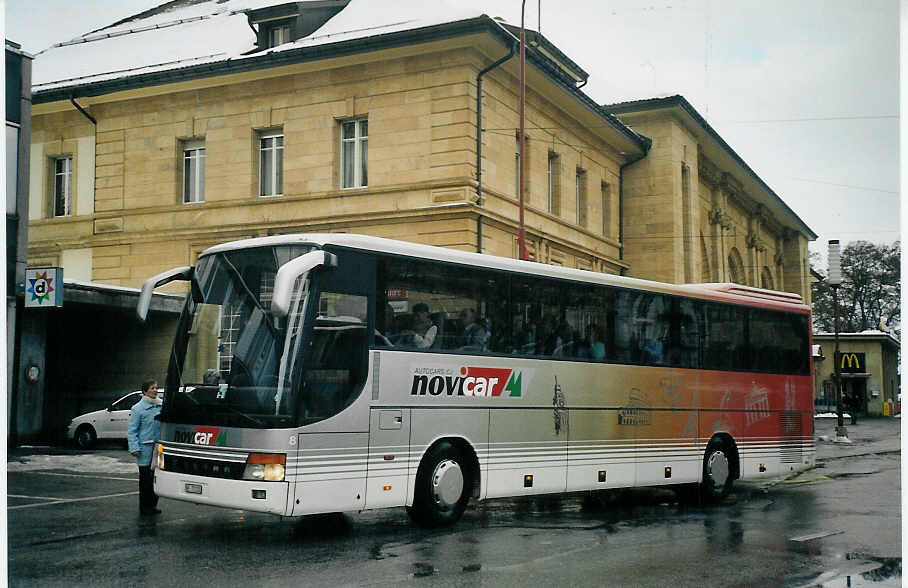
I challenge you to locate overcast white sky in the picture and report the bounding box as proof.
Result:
[4,0,901,263]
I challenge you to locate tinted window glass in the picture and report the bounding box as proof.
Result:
[375,256,502,353]
[299,292,368,422]
[677,299,704,369]
[507,277,613,361]
[750,309,809,375]
[704,302,748,370]
[374,255,808,375]
[615,291,672,366]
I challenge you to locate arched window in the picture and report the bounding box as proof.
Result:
[761,267,775,290]
[727,248,745,284]
[700,236,711,282]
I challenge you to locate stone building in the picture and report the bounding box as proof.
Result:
[28,1,649,286]
[606,96,815,303]
[813,331,900,417]
[22,0,816,438]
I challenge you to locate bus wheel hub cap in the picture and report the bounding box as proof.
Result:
[708,451,729,486]
[432,459,463,508]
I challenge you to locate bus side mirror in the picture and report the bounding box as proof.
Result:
[271,250,337,319]
[137,266,194,322]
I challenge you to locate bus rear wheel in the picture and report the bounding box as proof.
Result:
[408,441,469,527]
[700,437,733,502]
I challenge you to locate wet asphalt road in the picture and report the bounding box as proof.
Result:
[7,418,901,587]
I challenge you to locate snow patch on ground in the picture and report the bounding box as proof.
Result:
[7,454,136,474]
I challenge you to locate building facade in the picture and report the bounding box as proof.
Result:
[813,332,900,417]
[28,4,648,290]
[606,97,815,304]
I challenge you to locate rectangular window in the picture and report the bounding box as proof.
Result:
[677,299,704,368]
[547,151,560,214]
[703,302,748,371]
[268,23,290,47]
[53,156,73,217]
[510,277,614,361]
[182,139,205,203]
[341,119,368,189]
[576,168,587,227]
[218,304,241,375]
[750,309,809,375]
[376,256,501,353]
[601,181,611,236]
[259,131,284,196]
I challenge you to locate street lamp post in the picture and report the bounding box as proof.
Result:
[828,240,848,440]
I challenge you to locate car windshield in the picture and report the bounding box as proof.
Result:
[164,244,314,428]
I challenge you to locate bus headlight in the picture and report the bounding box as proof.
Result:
[155,443,165,470]
[243,453,286,482]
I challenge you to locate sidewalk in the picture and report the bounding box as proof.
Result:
[813,415,901,461]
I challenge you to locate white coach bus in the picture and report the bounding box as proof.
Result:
[137,234,814,526]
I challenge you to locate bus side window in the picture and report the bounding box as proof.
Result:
[631,293,671,366]
[704,303,747,371]
[612,290,637,363]
[677,299,703,368]
[784,313,810,374]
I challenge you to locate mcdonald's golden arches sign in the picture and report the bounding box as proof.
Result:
[836,352,865,373]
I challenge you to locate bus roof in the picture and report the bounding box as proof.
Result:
[200,234,809,312]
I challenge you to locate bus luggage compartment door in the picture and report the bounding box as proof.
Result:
[291,432,368,516]
[365,409,411,509]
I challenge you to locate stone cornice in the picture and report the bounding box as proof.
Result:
[697,152,722,187]
[720,172,744,199]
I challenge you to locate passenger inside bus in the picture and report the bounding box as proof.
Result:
[458,308,490,351]
[396,302,438,349]
[577,324,606,360]
[641,321,670,365]
[535,314,557,355]
[552,321,575,357]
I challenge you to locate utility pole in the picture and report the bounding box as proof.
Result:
[828,240,848,441]
[517,0,529,260]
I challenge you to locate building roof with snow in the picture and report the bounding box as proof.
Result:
[814,330,900,349]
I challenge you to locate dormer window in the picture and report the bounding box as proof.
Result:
[247,2,350,51]
[266,22,291,47]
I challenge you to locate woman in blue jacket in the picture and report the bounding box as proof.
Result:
[128,379,162,515]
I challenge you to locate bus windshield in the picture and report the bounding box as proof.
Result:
[163,244,314,428]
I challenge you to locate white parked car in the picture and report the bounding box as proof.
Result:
[67,391,163,449]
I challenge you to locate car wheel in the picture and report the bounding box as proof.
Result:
[700,437,734,502]
[408,441,469,527]
[75,425,97,449]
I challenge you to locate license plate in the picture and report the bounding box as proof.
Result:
[185,483,203,494]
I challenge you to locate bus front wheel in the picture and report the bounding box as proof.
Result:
[408,441,469,527]
[700,437,734,502]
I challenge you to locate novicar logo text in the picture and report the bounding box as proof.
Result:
[410,366,530,397]
[175,426,226,446]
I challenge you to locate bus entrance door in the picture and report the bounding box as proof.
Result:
[365,408,412,509]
